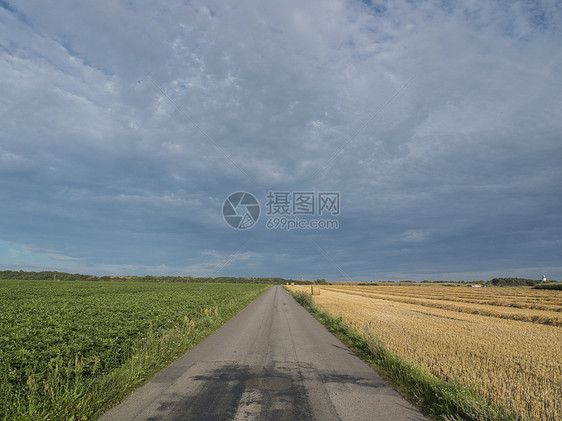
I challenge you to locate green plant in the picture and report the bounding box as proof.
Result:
[0,280,269,420]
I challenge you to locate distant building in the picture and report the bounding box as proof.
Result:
[470,284,482,287]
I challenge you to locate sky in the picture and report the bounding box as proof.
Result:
[1,0,561,282]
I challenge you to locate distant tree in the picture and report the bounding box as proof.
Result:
[487,278,540,287]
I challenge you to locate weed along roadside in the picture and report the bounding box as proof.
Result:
[286,287,521,421]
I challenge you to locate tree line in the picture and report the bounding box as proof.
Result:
[0,270,329,285]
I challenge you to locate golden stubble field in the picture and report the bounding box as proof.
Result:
[290,284,562,421]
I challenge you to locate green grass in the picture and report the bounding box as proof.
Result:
[288,289,520,421]
[532,283,562,290]
[0,279,269,420]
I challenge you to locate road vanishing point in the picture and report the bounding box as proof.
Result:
[101,285,427,421]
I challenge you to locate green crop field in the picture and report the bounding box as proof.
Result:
[0,279,269,420]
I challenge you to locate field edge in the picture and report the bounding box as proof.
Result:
[285,288,521,421]
[92,284,272,419]
[2,283,271,421]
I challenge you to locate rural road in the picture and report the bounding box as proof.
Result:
[101,285,426,421]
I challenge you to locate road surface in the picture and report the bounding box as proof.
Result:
[101,285,426,420]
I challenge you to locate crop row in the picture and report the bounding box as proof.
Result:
[325,286,562,326]
[346,285,562,311]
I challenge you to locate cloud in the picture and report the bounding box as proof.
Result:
[0,0,560,281]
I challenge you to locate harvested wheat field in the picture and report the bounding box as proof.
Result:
[290,284,562,421]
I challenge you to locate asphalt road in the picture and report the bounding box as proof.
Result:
[101,285,426,421]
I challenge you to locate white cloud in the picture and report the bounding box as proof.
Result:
[0,0,561,281]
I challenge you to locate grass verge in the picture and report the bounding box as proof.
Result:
[288,289,520,421]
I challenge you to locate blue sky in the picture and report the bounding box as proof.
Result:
[1,0,561,281]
